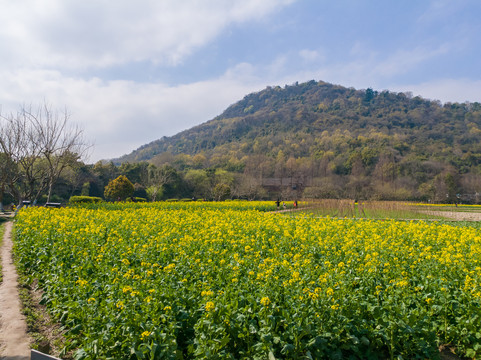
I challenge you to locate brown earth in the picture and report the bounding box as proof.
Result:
[421,210,481,222]
[0,221,31,359]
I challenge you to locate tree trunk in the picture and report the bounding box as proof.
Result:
[47,181,53,203]
[0,184,4,212]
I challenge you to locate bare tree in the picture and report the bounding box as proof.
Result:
[0,109,35,203]
[0,152,17,211]
[0,103,90,204]
[146,164,174,201]
[232,174,266,200]
[33,104,89,202]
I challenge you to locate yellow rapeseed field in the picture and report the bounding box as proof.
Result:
[14,202,481,359]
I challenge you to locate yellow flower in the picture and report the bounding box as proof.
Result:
[140,330,151,340]
[76,279,88,287]
[260,296,271,306]
[87,297,95,304]
[205,301,215,312]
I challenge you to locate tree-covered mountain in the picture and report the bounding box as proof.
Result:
[113,80,481,202]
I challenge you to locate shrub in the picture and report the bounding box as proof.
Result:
[104,175,134,201]
[126,197,147,202]
[68,196,104,205]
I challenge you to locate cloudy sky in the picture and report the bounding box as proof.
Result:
[1,0,480,162]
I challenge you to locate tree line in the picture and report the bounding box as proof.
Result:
[110,81,481,204]
[3,80,481,206]
[0,147,475,207]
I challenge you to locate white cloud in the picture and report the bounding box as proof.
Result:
[0,63,266,161]
[392,79,481,103]
[417,0,464,25]
[1,0,478,163]
[0,0,298,161]
[0,0,296,70]
[275,42,456,93]
[299,49,321,62]
[374,44,451,77]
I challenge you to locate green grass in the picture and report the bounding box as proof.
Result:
[418,204,481,212]
[0,222,4,283]
[295,200,446,220]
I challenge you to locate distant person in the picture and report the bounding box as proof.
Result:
[276,199,280,210]
[294,200,298,208]
[283,202,286,209]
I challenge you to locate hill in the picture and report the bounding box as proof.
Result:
[114,80,481,202]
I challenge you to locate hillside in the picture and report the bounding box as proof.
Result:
[113,80,481,202]
[117,80,481,162]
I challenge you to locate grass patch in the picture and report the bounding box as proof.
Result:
[16,275,71,357]
[296,200,446,220]
[415,204,481,212]
[17,276,53,353]
[12,227,71,358]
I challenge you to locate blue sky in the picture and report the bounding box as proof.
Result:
[1,0,480,162]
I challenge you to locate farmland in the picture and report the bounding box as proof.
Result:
[13,202,481,359]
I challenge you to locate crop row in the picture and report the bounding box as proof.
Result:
[13,203,481,359]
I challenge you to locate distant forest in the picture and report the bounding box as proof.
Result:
[109,80,481,203]
[5,80,481,205]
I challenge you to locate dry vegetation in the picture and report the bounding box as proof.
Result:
[296,199,448,220]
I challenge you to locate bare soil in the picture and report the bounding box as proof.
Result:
[0,221,31,359]
[421,210,481,222]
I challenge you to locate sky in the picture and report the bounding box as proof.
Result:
[1,0,481,163]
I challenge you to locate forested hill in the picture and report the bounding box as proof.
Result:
[116,80,481,165]
[113,80,481,201]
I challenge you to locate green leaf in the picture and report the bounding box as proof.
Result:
[73,349,89,360]
[466,349,476,358]
[360,336,370,346]
[69,324,83,335]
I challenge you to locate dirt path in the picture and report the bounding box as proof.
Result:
[0,221,31,359]
[421,210,481,222]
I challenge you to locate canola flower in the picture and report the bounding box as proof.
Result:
[260,296,271,306]
[140,331,151,340]
[205,301,215,312]
[13,202,481,359]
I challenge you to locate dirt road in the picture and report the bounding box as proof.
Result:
[0,221,30,359]
[421,210,481,222]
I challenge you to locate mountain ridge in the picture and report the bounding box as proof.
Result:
[114,79,480,165]
[107,79,481,201]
